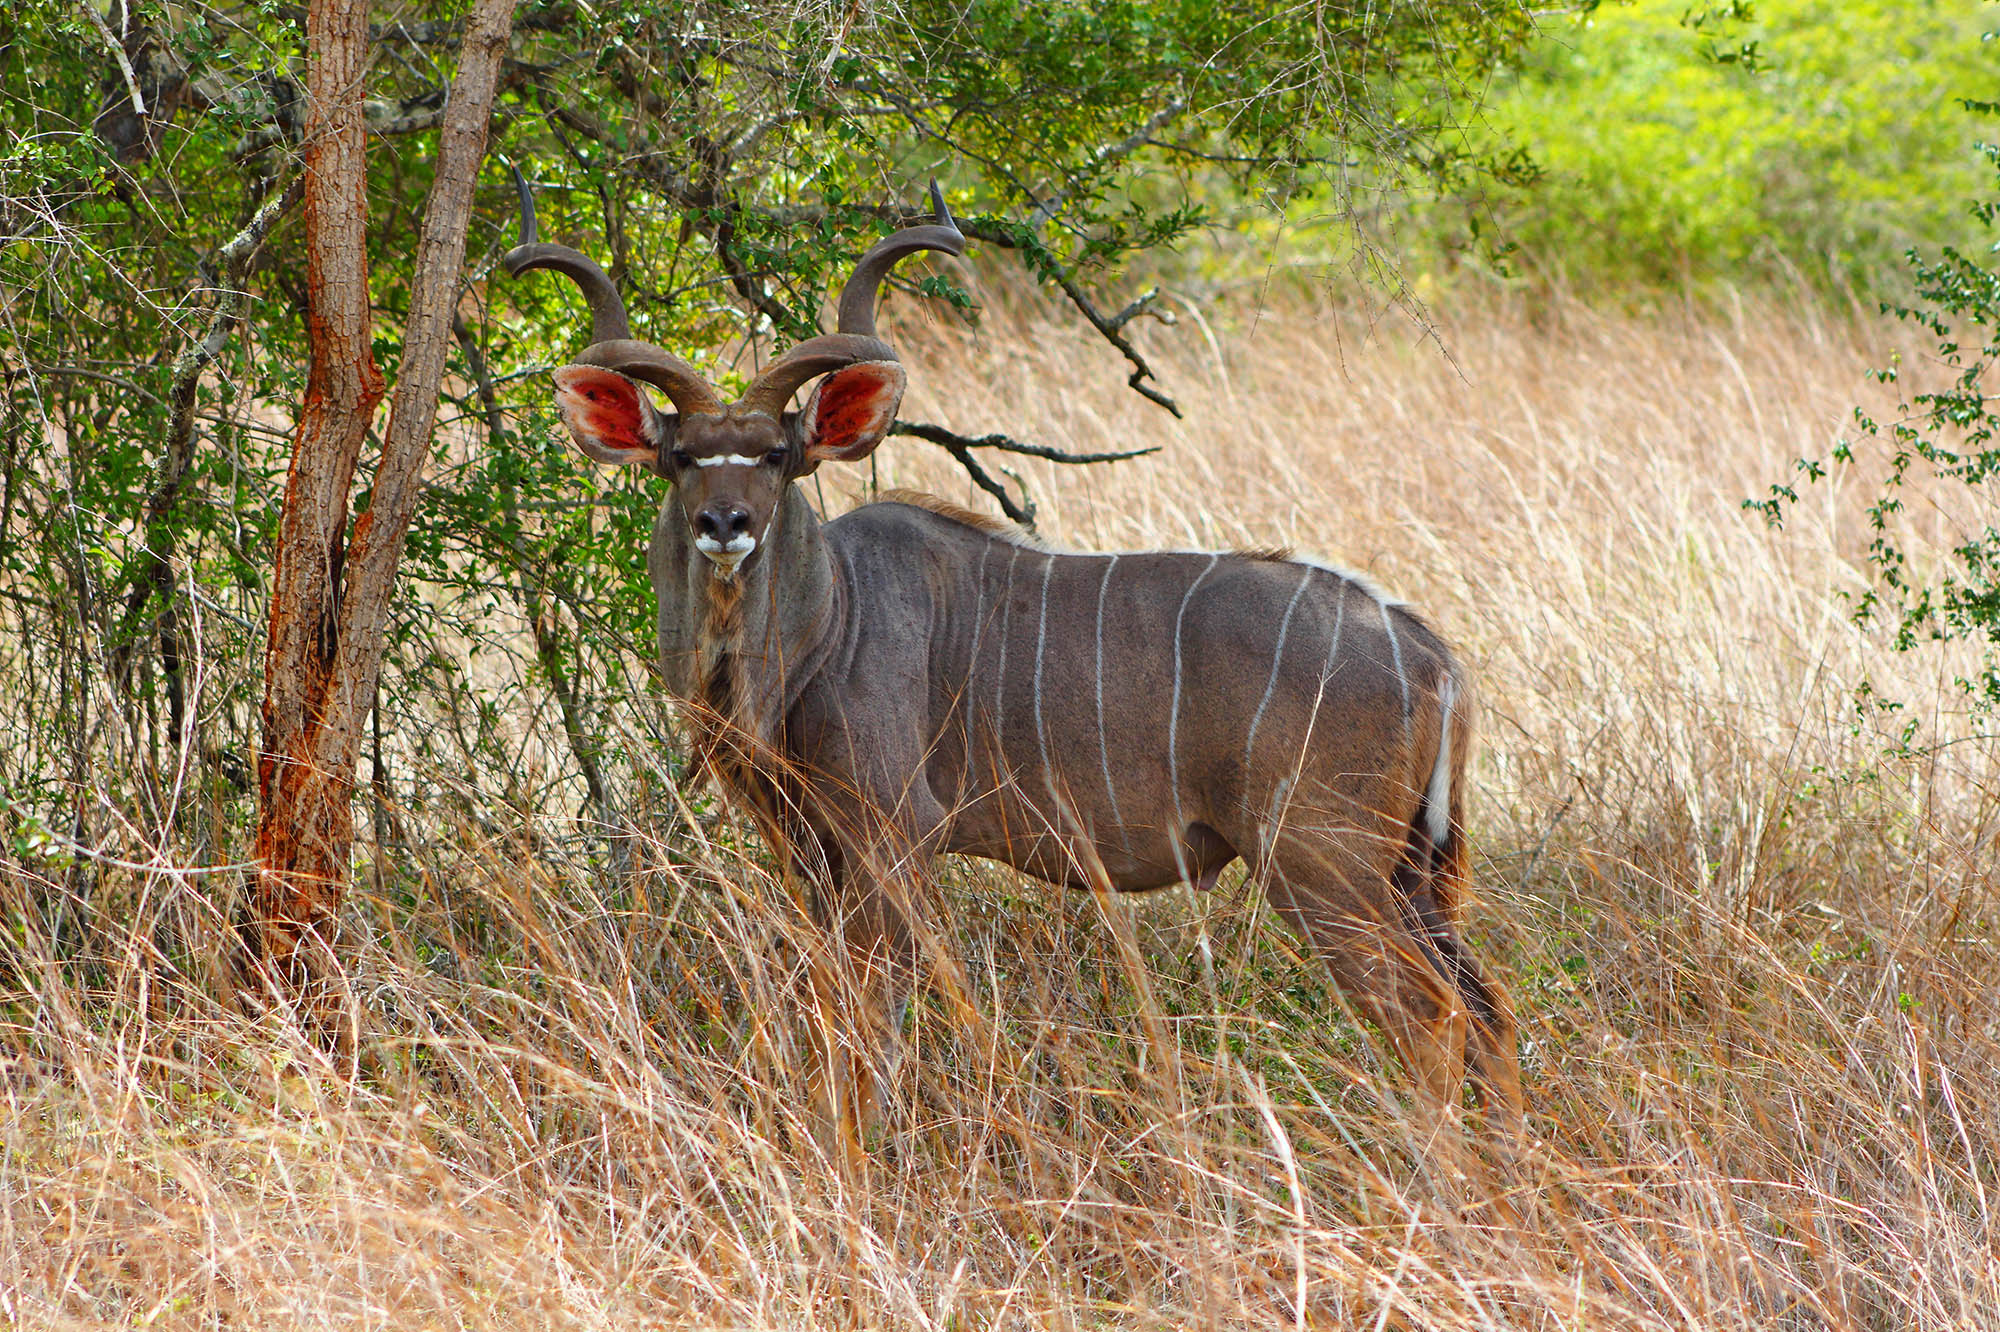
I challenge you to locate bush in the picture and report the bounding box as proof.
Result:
[1466,0,1993,291]
[1755,122,2000,708]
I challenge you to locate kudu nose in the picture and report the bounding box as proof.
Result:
[695,503,752,541]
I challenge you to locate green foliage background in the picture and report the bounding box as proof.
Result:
[1438,0,1993,291]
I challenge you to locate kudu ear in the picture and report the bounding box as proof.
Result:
[552,365,677,468]
[799,361,906,468]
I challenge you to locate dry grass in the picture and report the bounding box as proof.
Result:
[5,277,1998,1329]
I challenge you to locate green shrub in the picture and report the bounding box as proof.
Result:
[1471,1,1992,291]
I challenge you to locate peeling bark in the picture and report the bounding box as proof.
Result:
[255,0,518,999]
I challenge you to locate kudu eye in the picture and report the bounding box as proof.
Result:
[669,447,693,469]
[763,447,788,468]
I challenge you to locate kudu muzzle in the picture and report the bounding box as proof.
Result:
[691,488,758,578]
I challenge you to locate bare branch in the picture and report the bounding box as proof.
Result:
[111,172,302,706]
[81,1,147,117]
[891,419,1157,466]
[889,419,1157,530]
[1030,98,1186,226]
[1050,272,1180,416]
[926,439,1037,529]
[233,88,448,157]
[1104,286,1168,333]
[952,216,1182,417]
[155,174,304,529]
[727,108,801,161]
[452,311,611,815]
[35,365,165,407]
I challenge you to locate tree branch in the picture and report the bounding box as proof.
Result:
[82,1,147,118]
[890,419,1157,466]
[537,97,813,336]
[110,173,303,722]
[924,440,1038,529]
[953,216,1182,417]
[1029,98,1186,226]
[331,0,519,756]
[514,67,1186,413]
[232,86,477,157]
[256,0,387,989]
[451,311,611,817]
[889,420,1159,531]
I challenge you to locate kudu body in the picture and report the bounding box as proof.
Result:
[508,183,1523,1137]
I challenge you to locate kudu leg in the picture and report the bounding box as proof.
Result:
[1414,918,1524,1135]
[1402,840,1527,1136]
[1258,846,1476,1131]
[801,828,926,1164]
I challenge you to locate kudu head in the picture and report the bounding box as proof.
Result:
[504,176,965,580]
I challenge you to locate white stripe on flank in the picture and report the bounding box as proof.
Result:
[961,544,994,788]
[1168,554,1221,879]
[1244,563,1316,770]
[1318,580,1349,689]
[1094,554,1127,840]
[995,545,1021,725]
[928,512,1400,608]
[1426,674,1456,847]
[1268,584,1351,848]
[690,453,765,468]
[1380,599,1411,724]
[906,507,1412,611]
[1263,773,1296,857]
[1032,553,1055,790]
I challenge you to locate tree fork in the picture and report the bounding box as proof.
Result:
[255,0,518,998]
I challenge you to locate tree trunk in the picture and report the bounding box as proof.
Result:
[255,0,518,998]
[254,0,380,991]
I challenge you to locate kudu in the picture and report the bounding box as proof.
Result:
[506,182,1524,1141]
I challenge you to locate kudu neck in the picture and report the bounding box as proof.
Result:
[652,484,840,740]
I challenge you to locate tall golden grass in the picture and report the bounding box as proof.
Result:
[5,278,1996,1329]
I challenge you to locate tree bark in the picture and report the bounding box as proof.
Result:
[255,0,381,989]
[255,0,518,995]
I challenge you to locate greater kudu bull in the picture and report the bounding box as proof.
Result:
[506,182,1523,1141]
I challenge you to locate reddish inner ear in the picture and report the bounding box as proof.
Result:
[808,362,903,461]
[554,366,652,454]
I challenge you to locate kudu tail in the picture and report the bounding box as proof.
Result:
[1408,674,1523,1122]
